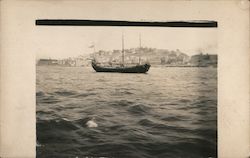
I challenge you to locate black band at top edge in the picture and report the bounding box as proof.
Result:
[35,19,217,28]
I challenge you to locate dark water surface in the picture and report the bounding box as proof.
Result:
[36,66,217,158]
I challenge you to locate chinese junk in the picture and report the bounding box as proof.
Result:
[91,34,151,73]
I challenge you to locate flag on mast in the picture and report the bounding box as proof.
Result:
[89,44,94,48]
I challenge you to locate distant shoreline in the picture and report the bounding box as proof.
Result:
[36,65,217,68]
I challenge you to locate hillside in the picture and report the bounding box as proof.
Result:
[92,47,190,66]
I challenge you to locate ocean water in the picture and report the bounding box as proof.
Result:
[36,66,217,158]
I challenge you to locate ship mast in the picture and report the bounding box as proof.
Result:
[139,33,142,64]
[122,33,125,66]
[139,33,142,48]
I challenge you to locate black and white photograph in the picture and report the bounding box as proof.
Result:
[36,19,217,158]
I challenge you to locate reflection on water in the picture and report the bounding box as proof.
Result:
[36,66,217,158]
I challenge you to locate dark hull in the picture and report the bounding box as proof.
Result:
[92,62,150,73]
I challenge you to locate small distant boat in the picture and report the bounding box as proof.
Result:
[91,34,151,73]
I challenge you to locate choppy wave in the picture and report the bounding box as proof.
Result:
[36,66,217,158]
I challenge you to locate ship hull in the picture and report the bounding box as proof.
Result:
[92,62,150,73]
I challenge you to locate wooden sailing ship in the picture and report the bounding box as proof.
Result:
[91,34,151,73]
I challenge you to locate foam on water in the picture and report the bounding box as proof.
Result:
[86,119,98,128]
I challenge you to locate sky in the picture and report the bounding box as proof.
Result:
[35,26,217,59]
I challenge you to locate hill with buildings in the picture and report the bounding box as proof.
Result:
[37,47,217,67]
[92,47,190,66]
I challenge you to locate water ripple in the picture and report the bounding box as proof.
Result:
[36,66,217,158]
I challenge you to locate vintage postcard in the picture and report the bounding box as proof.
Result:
[0,1,249,158]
